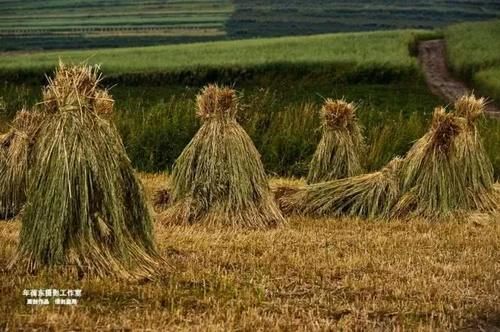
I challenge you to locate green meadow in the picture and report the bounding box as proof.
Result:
[445,20,500,101]
[0,29,422,80]
[1,22,499,178]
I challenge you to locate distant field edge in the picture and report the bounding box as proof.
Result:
[444,20,500,101]
[0,62,420,86]
[0,29,437,85]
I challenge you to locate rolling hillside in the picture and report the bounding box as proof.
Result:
[0,0,499,51]
[227,0,500,37]
[0,29,422,78]
[0,0,233,50]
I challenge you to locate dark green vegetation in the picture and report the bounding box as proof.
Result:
[445,20,500,101]
[0,24,499,179]
[1,0,499,51]
[227,0,500,38]
[0,30,424,81]
[0,0,232,51]
[2,78,500,180]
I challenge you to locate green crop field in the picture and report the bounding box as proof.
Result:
[1,21,499,178]
[0,28,439,175]
[0,0,233,50]
[1,24,500,179]
[227,0,500,37]
[445,20,500,101]
[0,0,499,51]
[0,29,425,80]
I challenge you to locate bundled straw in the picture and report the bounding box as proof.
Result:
[42,61,114,115]
[281,94,498,220]
[0,133,7,210]
[307,98,364,184]
[0,134,5,166]
[10,62,160,279]
[454,94,485,124]
[393,95,498,218]
[281,157,402,218]
[0,110,44,219]
[161,84,285,228]
[391,107,467,218]
[451,95,498,212]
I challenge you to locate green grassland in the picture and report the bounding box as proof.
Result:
[0,29,422,78]
[445,20,500,101]
[475,67,500,101]
[0,0,499,50]
[0,29,440,176]
[1,24,499,179]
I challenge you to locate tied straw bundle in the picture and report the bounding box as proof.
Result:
[281,94,498,220]
[10,62,162,279]
[307,98,365,184]
[0,109,44,219]
[161,84,285,228]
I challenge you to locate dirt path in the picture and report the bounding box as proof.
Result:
[418,39,500,118]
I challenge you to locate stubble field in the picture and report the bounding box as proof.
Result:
[1,175,499,330]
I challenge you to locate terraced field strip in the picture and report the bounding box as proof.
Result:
[0,0,232,37]
[227,0,500,37]
[2,0,500,50]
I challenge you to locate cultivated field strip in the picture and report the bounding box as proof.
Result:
[0,0,232,50]
[1,0,500,50]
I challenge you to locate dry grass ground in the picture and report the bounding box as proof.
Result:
[0,174,499,331]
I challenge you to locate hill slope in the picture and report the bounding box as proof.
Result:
[227,0,500,37]
[0,0,499,51]
[0,29,423,81]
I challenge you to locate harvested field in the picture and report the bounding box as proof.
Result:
[1,174,499,330]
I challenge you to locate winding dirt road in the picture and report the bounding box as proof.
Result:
[418,39,500,118]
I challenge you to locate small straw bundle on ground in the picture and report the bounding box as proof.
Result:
[281,157,402,218]
[9,62,160,279]
[307,98,364,184]
[161,84,285,228]
[0,110,44,219]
